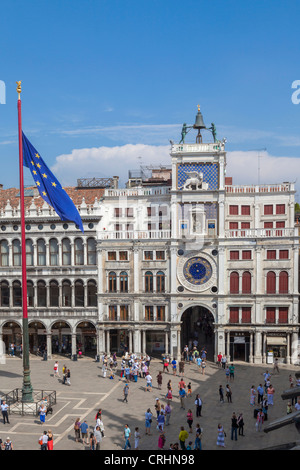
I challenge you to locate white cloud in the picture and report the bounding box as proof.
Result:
[51,144,300,198]
[51,144,171,186]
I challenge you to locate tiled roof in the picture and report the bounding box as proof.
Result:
[0,186,105,210]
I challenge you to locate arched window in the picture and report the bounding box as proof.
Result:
[75,280,84,307]
[50,280,59,307]
[156,271,165,293]
[50,238,59,266]
[145,271,153,292]
[120,271,128,292]
[62,238,71,265]
[242,271,251,294]
[0,240,9,267]
[266,271,276,294]
[26,239,34,266]
[37,280,46,307]
[87,238,96,265]
[37,239,46,266]
[62,280,72,306]
[75,238,84,265]
[27,280,34,307]
[108,272,117,292]
[0,280,9,306]
[87,280,97,307]
[279,271,288,294]
[12,239,21,266]
[13,280,22,307]
[230,271,239,294]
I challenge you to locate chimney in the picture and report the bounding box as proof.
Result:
[113,176,119,189]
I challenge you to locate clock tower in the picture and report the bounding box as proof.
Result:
[169,106,227,360]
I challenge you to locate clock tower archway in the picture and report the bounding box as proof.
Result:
[181,306,215,361]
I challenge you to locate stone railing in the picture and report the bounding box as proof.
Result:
[99,230,171,240]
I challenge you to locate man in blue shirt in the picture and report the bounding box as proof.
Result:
[179,387,186,409]
[123,424,131,450]
[257,384,264,404]
[80,420,89,445]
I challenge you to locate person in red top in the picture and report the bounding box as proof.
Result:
[217,353,222,368]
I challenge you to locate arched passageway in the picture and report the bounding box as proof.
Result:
[181,306,215,360]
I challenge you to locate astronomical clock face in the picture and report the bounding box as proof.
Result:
[183,257,212,286]
[177,252,217,292]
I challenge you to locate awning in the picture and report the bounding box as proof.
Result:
[266,336,287,346]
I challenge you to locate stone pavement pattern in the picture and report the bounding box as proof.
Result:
[0,355,299,450]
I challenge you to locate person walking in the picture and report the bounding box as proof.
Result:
[158,431,166,450]
[39,431,48,450]
[217,352,222,368]
[226,384,232,403]
[80,420,89,445]
[250,386,256,406]
[229,364,235,381]
[145,409,153,435]
[219,385,224,404]
[89,432,96,450]
[256,409,264,432]
[134,427,141,450]
[123,424,131,450]
[94,425,102,450]
[53,361,60,378]
[39,403,47,425]
[195,394,202,417]
[179,387,187,409]
[145,373,153,392]
[156,371,163,390]
[257,384,264,405]
[231,412,238,441]
[165,402,172,426]
[171,358,177,376]
[216,424,225,447]
[178,426,189,450]
[237,413,244,436]
[267,384,275,406]
[201,360,206,375]
[273,358,280,374]
[1,401,10,424]
[66,368,71,386]
[186,409,193,433]
[194,431,202,450]
[74,418,81,442]
[123,383,129,403]
[47,430,54,450]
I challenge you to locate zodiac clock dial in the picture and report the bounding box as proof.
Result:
[183,257,212,286]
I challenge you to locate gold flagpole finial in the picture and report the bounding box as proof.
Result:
[197,104,200,112]
[16,81,22,99]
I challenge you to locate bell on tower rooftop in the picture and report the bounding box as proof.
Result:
[193,105,206,143]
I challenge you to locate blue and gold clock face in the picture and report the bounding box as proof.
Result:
[183,257,212,286]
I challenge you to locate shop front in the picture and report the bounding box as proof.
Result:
[266,335,287,364]
[229,333,250,362]
[146,331,166,356]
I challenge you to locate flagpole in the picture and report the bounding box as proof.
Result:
[17,81,33,402]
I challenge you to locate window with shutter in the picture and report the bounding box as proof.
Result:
[230,272,239,294]
[230,251,239,260]
[242,271,251,294]
[266,271,276,294]
[279,271,288,294]
[266,307,275,323]
[242,307,251,323]
[229,307,239,323]
[278,307,288,323]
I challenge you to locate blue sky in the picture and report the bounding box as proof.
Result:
[1,0,300,195]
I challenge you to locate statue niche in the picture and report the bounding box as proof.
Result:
[182,171,208,191]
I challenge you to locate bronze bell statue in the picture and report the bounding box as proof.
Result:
[193,105,206,143]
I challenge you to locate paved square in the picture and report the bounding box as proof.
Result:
[0,355,299,450]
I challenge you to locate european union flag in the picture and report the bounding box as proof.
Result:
[22,132,84,233]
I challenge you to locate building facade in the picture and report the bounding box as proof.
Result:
[0,110,299,364]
